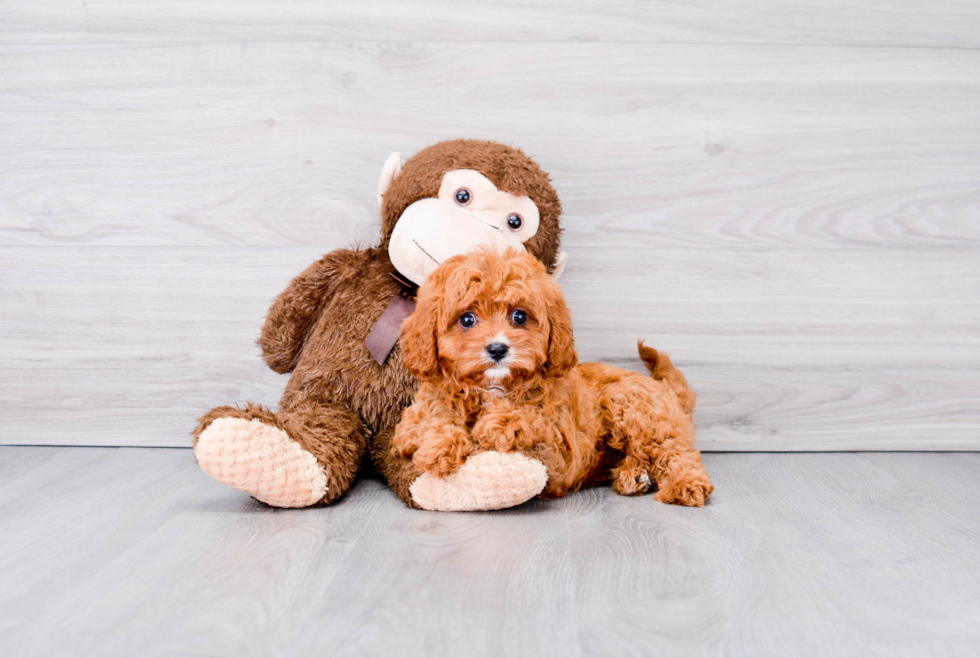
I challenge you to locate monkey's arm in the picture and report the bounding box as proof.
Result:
[258,249,362,374]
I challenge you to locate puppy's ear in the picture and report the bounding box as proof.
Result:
[399,298,440,381]
[545,283,578,377]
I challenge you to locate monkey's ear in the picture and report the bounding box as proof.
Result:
[545,287,578,377]
[377,152,402,208]
[399,301,440,381]
[549,251,569,282]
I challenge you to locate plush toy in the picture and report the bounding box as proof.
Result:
[192,139,568,510]
[392,248,714,508]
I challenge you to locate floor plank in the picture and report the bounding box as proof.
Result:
[1,447,978,657]
[3,42,978,250]
[3,4,980,452]
[3,246,977,449]
[2,0,978,47]
[863,452,980,533]
[3,4,979,450]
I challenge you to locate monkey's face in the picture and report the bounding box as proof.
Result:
[377,140,567,287]
[388,169,541,286]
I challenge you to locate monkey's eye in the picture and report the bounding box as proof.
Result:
[506,213,523,231]
[459,312,477,329]
[454,188,472,206]
[511,309,528,326]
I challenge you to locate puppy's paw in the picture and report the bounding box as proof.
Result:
[654,475,714,507]
[472,413,535,452]
[611,456,654,496]
[411,424,473,477]
[409,451,548,512]
[612,468,653,496]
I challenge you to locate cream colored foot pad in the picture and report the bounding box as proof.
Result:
[195,417,327,508]
[409,451,548,512]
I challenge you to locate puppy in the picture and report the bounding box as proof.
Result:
[393,248,713,506]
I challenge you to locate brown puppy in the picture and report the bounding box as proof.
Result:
[394,248,714,506]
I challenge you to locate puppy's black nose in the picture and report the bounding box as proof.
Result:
[486,342,509,362]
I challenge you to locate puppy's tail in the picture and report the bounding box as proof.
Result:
[638,341,696,414]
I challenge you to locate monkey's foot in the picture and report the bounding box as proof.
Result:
[409,451,547,512]
[194,417,328,508]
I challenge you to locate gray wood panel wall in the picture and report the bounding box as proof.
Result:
[2,1,979,449]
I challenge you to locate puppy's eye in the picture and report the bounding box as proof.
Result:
[511,309,528,326]
[454,188,472,206]
[459,312,477,329]
[507,213,523,231]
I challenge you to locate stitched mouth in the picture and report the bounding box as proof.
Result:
[412,239,440,265]
[463,210,500,231]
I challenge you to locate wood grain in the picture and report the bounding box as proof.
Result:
[2,0,979,47]
[2,246,977,449]
[2,2,978,450]
[2,447,979,657]
[2,41,978,250]
[864,452,980,532]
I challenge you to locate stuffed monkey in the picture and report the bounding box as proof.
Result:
[193,139,568,510]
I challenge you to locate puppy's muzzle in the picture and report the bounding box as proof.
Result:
[486,342,509,362]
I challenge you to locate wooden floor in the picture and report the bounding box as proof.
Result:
[2,448,978,657]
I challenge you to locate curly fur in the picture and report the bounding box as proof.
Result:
[392,248,714,506]
[192,139,563,507]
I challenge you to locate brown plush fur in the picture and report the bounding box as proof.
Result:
[192,140,564,506]
[392,248,714,506]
